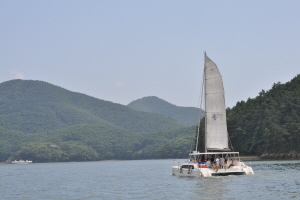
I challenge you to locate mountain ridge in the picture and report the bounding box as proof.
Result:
[0,79,182,134]
[127,96,203,126]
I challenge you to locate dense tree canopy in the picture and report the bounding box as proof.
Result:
[227,74,300,156]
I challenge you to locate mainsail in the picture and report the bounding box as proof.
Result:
[204,53,229,151]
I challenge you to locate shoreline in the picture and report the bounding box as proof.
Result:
[240,156,261,161]
[2,156,300,164]
[241,156,300,161]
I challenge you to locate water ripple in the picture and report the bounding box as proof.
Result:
[1,160,300,199]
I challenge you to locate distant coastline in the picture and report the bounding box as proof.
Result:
[241,153,300,161]
[2,156,300,164]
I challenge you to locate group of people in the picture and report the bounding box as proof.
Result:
[195,156,235,171]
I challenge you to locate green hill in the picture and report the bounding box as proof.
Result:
[226,74,300,158]
[134,126,197,159]
[0,80,186,161]
[0,80,181,133]
[127,96,204,126]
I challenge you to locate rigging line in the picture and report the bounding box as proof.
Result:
[189,141,193,153]
[228,132,234,152]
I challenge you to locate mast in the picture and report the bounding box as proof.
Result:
[204,52,207,153]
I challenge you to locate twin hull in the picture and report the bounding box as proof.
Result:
[172,162,254,177]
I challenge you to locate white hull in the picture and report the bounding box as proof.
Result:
[172,158,254,177]
[11,160,32,164]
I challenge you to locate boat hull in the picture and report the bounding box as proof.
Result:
[172,166,201,177]
[211,171,245,176]
[10,160,32,164]
[172,161,254,177]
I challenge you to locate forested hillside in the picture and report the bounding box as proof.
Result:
[0,80,181,134]
[128,96,203,126]
[226,74,300,158]
[2,74,299,162]
[0,80,188,162]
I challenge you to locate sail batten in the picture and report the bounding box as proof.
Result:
[204,53,229,151]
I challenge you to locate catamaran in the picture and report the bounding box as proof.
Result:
[172,53,254,177]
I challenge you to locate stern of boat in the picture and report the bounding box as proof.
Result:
[242,165,254,175]
[172,160,201,177]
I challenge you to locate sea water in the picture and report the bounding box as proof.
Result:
[1,159,299,199]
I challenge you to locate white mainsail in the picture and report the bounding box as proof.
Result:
[204,53,229,151]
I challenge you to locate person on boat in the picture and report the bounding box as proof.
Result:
[213,161,220,172]
[210,158,215,167]
[224,159,228,168]
[211,156,220,172]
[198,160,204,167]
[200,156,206,163]
[198,156,206,165]
[228,159,235,168]
[216,156,220,167]
[220,156,225,168]
[205,159,212,168]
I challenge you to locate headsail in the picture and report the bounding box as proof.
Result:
[204,53,229,151]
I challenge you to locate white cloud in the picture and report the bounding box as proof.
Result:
[10,70,25,79]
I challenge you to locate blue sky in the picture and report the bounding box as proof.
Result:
[1,1,300,108]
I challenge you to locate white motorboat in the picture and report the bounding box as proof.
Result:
[172,53,254,177]
[11,160,33,164]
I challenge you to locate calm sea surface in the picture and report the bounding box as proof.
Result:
[1,159,300,199]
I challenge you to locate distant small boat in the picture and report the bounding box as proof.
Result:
[11,160,33,164]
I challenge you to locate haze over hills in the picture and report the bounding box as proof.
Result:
[127,96,204,126]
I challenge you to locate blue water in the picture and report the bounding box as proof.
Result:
[1,160,300,199]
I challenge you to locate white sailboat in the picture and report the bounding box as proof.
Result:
[172,53,254,177]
